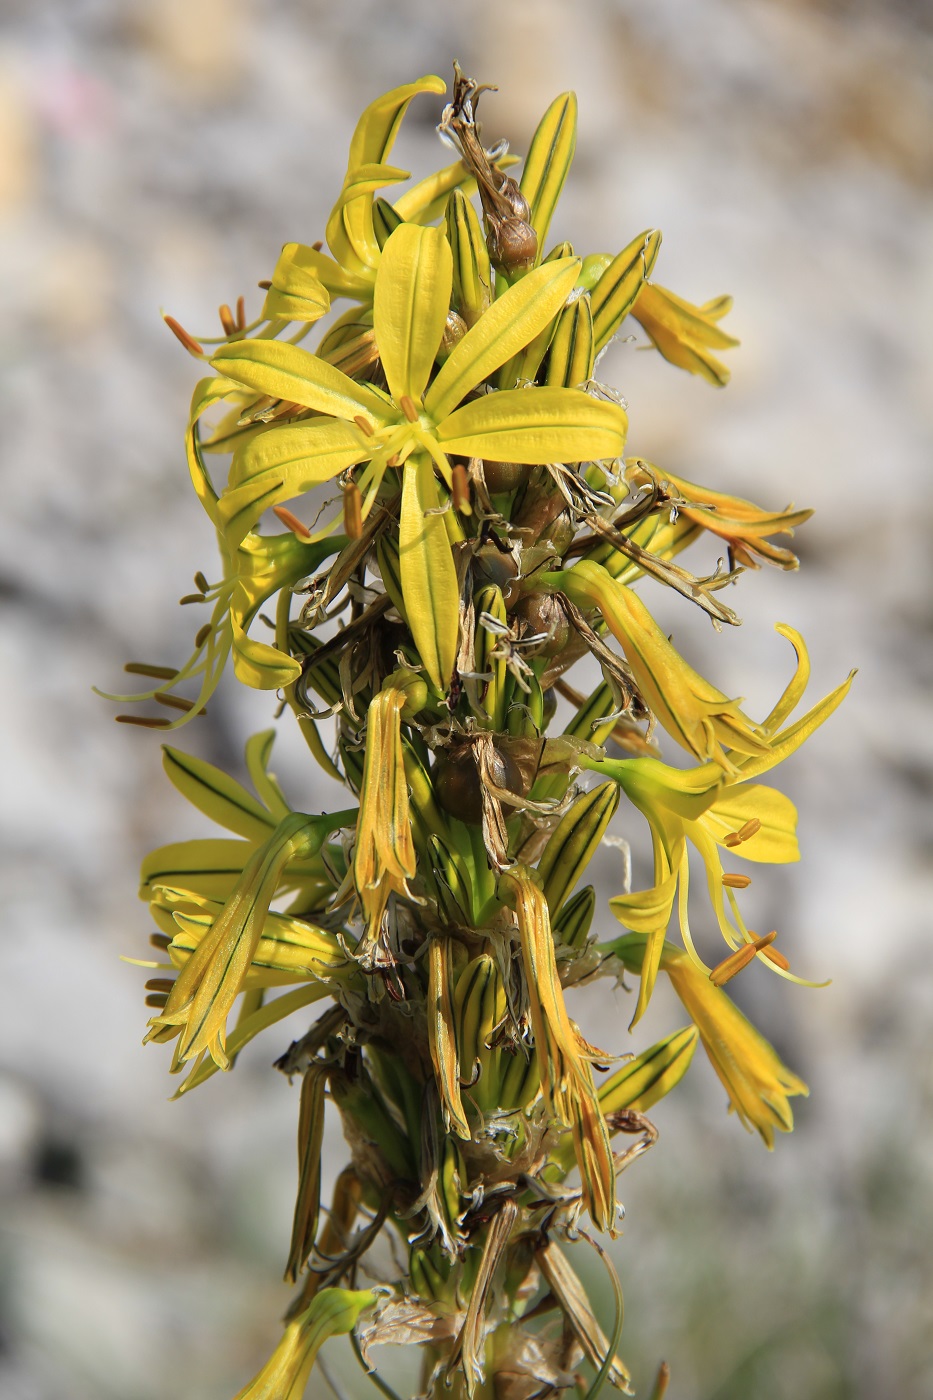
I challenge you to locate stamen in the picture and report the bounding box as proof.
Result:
[178,593,206,605]
[386,453,401,467]
[154,693,200,713]
[218,303,237,335]
[194,571,210,593]
[344,482,363,540]
[710,930,777,987]
[273,505,311,539]
[145,977,175,994]
[399,395,419,423]
[149,933,171,951]
[236,295,246,330]
[451,463,470,512]
[115,715,172,729]
[163,314,204,356]
[762,946,791,971]
[145,993,169,1008]
[194,624,212,648]
[124,662,179,680]
[724,817,761,848]
[353,415,375,438]
[722,873,752,889]
[257,279,272,290]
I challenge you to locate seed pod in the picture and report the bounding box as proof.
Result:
[487,212,538,277]
[553,885,596,950]
[437,309,468,362]
[482,459,533,494]
[537,782,621,914]
[511,592,572,659]
[434,746,523,827]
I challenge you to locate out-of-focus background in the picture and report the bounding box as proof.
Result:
[1,2,931,1397]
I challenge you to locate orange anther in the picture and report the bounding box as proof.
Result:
[344,482,363,540]
[163,314,204,357]
[273,505,311,539]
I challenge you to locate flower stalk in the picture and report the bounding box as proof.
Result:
[113,65,850,1398]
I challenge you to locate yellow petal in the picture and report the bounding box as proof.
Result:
[398,456,460,692]
[373,223,453,403]
[437,384,627,463]
[211,339,391,426]
[424,258,581,420]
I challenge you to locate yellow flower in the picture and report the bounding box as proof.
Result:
[611,934,807,1148]
[353,672,426,940]
[547,558,771,772]
[232,1287,377,1400]
[630,281,739,386]
[586,627,854,1017]
[625,458,813,570]
[212,226,626,689]
[503,869,616,1232]
[100,527,340,726]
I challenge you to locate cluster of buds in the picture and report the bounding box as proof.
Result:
[112,67,852,1399]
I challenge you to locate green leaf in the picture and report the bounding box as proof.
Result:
[399,456,459,692]
[210,340,392,426]
[424,258,581,420]
[520,91,577,258]
[374,223,453,403]
[437,385,627,462]
[591,229,662,354]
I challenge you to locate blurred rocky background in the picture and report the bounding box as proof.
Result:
[1,1,931,1397]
